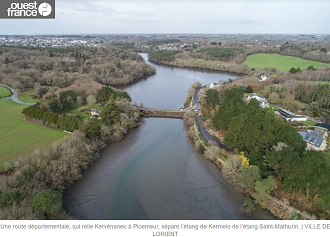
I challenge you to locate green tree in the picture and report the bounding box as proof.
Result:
[82,119,102,139]
[245,85,253,93]
[254,176,277,205]
[307,65,316,71]
[100,96,118,126]
[213,87,245,130]
[309,102,320,117]
[243,196,256,213]
[239,165,261,191]
[0,190,22,207]
[96,87,114,104]
[205,89,219,108]
[31,189,62,217]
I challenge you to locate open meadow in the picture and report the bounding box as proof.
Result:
[18,89,39,103]
[0,86,11,98]
[0,100,66,171]
[244,53,330,71]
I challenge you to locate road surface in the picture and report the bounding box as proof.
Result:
[193,86,232,152]
[0,84,35,106]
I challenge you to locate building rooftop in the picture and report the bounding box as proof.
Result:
[279,108,296,117]
[312,128,326,138]
[299,131,324,148]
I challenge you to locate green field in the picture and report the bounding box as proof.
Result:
[18,89,39,103]
[244,53,330,71]
[0,100,66,171]
[0,86,11,98]
[313,81,330,85]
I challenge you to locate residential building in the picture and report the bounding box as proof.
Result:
[91,109,101,117]
[209,82,220,88]
[278,108,308,122]
[259,74,270,81]
[247,93,269,108]
[298,128,328,151]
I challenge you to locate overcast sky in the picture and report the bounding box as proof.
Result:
[0,0,329,35]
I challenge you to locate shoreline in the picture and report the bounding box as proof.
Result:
[147,57,247,77]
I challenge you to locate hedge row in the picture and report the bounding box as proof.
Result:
[22,106,82,132]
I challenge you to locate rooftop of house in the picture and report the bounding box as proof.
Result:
[248,93,265,99]
[312,128,326,138]
[299,131,325,148]
[91,109,100,113]
[278,108,296,117]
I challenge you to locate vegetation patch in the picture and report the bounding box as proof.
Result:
[18,89,39,103]
[244,53,330,71]
[0,100,66,171]
[146,39,180,45]
[0,86,11,98]
[199,47,243,60]
[148,50,181,62]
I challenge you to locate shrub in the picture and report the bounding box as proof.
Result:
[0,190,22,207]
[198,143,205,154]
[245,85,253,93]
[243,196,256,213]
[81,119,102,139]
[31,189,62,217]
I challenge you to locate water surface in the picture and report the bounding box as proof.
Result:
[118,53,239,109]
[64,54,274,220]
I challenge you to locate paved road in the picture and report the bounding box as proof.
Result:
[193,86,232,152]
[314,112,330,131]
[0,84,35,106]
[321,113,329,124]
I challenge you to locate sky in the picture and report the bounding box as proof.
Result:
[0,0,329,35]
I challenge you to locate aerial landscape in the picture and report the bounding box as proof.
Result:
[0,0,330,221]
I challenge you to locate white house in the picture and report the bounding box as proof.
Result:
[91,109,101,117]
[247,93,269,108]
[259,74,270,81]
[209,82,220,88]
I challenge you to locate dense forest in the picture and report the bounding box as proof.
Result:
[205,87,330,218]
[0,46,155,94]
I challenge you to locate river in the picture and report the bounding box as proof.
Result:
[64,54,275,220]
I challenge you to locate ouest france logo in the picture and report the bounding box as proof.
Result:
[0,0,55,19]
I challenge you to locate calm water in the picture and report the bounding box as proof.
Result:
[64,54,274,220]
[118,53,239,109]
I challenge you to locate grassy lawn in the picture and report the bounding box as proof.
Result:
[18,89,39,103]
[0,86,11,98]
[0,100,66,171]
[303,121,316,126]
[66,104,103,119]
[244,53,330,71]
[313,81,330,85]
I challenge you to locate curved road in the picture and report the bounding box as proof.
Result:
[193,86,232,152]
[0,84,35,106]
[315,113,330,131]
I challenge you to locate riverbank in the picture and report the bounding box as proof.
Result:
[184,109,318,220]
[0,98,141,220]
[148,57,249,75]
[189,84,320,220]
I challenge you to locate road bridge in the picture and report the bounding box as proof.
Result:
[139,107,186,119]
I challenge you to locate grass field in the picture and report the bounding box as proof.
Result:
[313,81,330,85]
[18,89,39,103]
[244,53,330,71]
[0,100,66,171]
[303,121,316,127]
[0,86,11,98]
